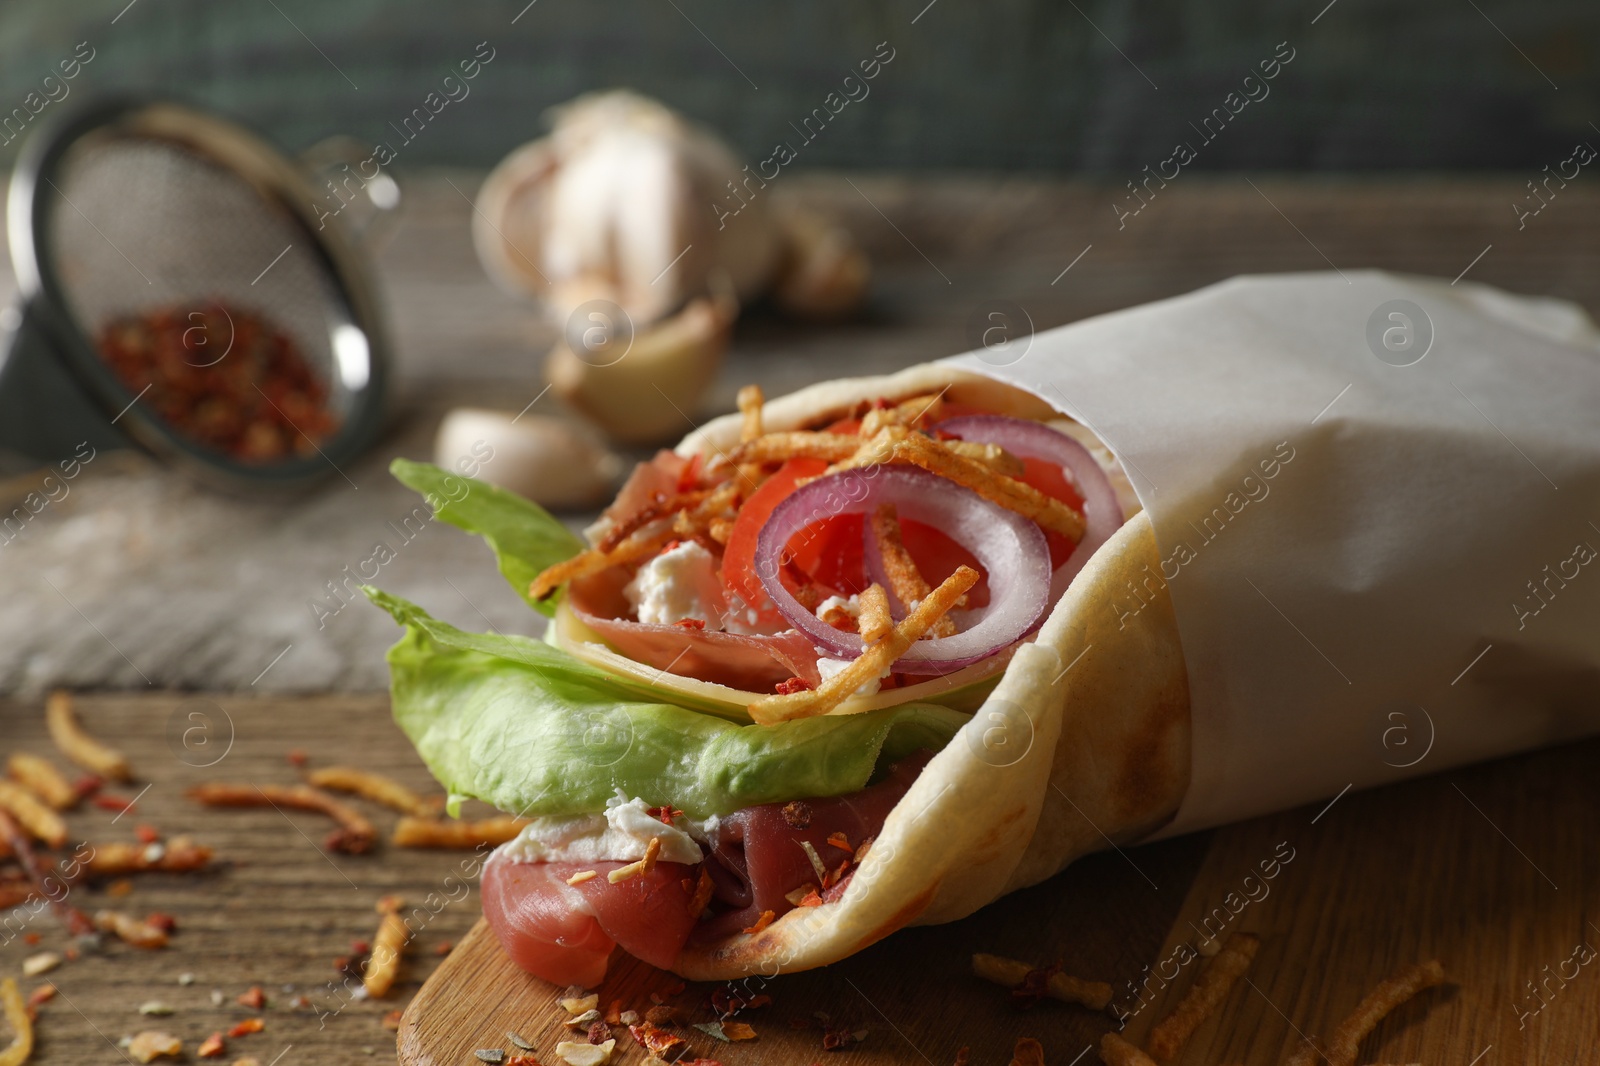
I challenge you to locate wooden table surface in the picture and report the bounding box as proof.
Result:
[0,692,1592,1065]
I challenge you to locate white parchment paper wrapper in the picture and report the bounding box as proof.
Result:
[946,270,1600,835]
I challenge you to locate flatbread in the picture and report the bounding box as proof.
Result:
[566,364,1190,978]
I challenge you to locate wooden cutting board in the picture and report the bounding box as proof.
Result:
[399,736,1599,1066]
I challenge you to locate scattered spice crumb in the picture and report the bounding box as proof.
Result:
[644,1005,680,1026]
[628,1022,683,1056]
[561,993,600,1015]
[475,1050,505,1064]
[227,1017,265,1039]
[138,1001,176,1016]
[507,1030,535,1050]
[741,910,776,935]
[780,800,812,829]
[236,986,266,1010]
[127,1030,183,1063]
[554,1038,615,1066]
[21,952,60,977]
[197,1032,226,1059]
[1010,1036,1045,1066]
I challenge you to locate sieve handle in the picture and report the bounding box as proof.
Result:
[0,300,130,472]
[299,134,404,249]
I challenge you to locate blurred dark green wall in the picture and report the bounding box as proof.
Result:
[0,0,1594,172]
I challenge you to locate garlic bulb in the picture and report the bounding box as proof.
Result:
[473,90,782,328]
[433,409,623,510]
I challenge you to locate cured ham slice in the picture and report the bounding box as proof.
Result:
[481,854,699,987]
[697,752,931,939]
[567,566,822,691]
[480,753,933,986]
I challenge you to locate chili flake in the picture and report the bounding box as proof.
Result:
[97,303,341,464]
[774,677,815,695]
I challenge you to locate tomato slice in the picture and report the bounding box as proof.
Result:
[720,425,1089,611]
[1016,456,1086,569]
[721,458,827,607]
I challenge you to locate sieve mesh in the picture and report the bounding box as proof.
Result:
[44,135,352,415]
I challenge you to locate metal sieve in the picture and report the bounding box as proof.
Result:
[0,98,392,493]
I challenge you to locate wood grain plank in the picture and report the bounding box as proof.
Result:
[1117,737,1600,1065]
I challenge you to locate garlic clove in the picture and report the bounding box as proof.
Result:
[432,409,623,511]
[545,285,737,445]
[472,90,781,328]
[771,209,871,320]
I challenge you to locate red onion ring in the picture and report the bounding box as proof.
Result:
[932,414,1124,601]
[754,466,1051,672]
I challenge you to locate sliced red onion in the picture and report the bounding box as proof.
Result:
[754,466,1051,673]
[933,414,1124,601]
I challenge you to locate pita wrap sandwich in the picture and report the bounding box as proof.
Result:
[367,363,1188,985]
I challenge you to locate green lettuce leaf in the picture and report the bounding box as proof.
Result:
[389,458,583,616]
[367,588,965,819]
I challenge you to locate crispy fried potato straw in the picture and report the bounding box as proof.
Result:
[750,566,977,723]
[187,784,375,855]
[1145,932,1259,1061]
[0,978,32,1066]
[971,954,1114,1010]
[725,431,865,467]
[391,815,529,849]
[738,384,765,443]
[598,488,715,553]
[670,481,743,544]
[0,783,66,849]
[529,528,675,602]
[1287,960,1445,1066]
[45,691,131,782]
[7,754,76,810]
[887,433,1086,542]
[83,836,213,877]
[306,767,432,817]
[868,504,958,637]
[1098,1033,1157,1066]
[364,897,409,998]
[94,909,169,949]
[858,393,947,437]
[940,439,1026,478]
[607,836,661,884]
[857,583,893,645]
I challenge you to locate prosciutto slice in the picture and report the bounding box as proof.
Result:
[481,854,699,987]
[480,753,933,986]
[567,566,822,690]
[696,751,930,938]
[567,449,822,691]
